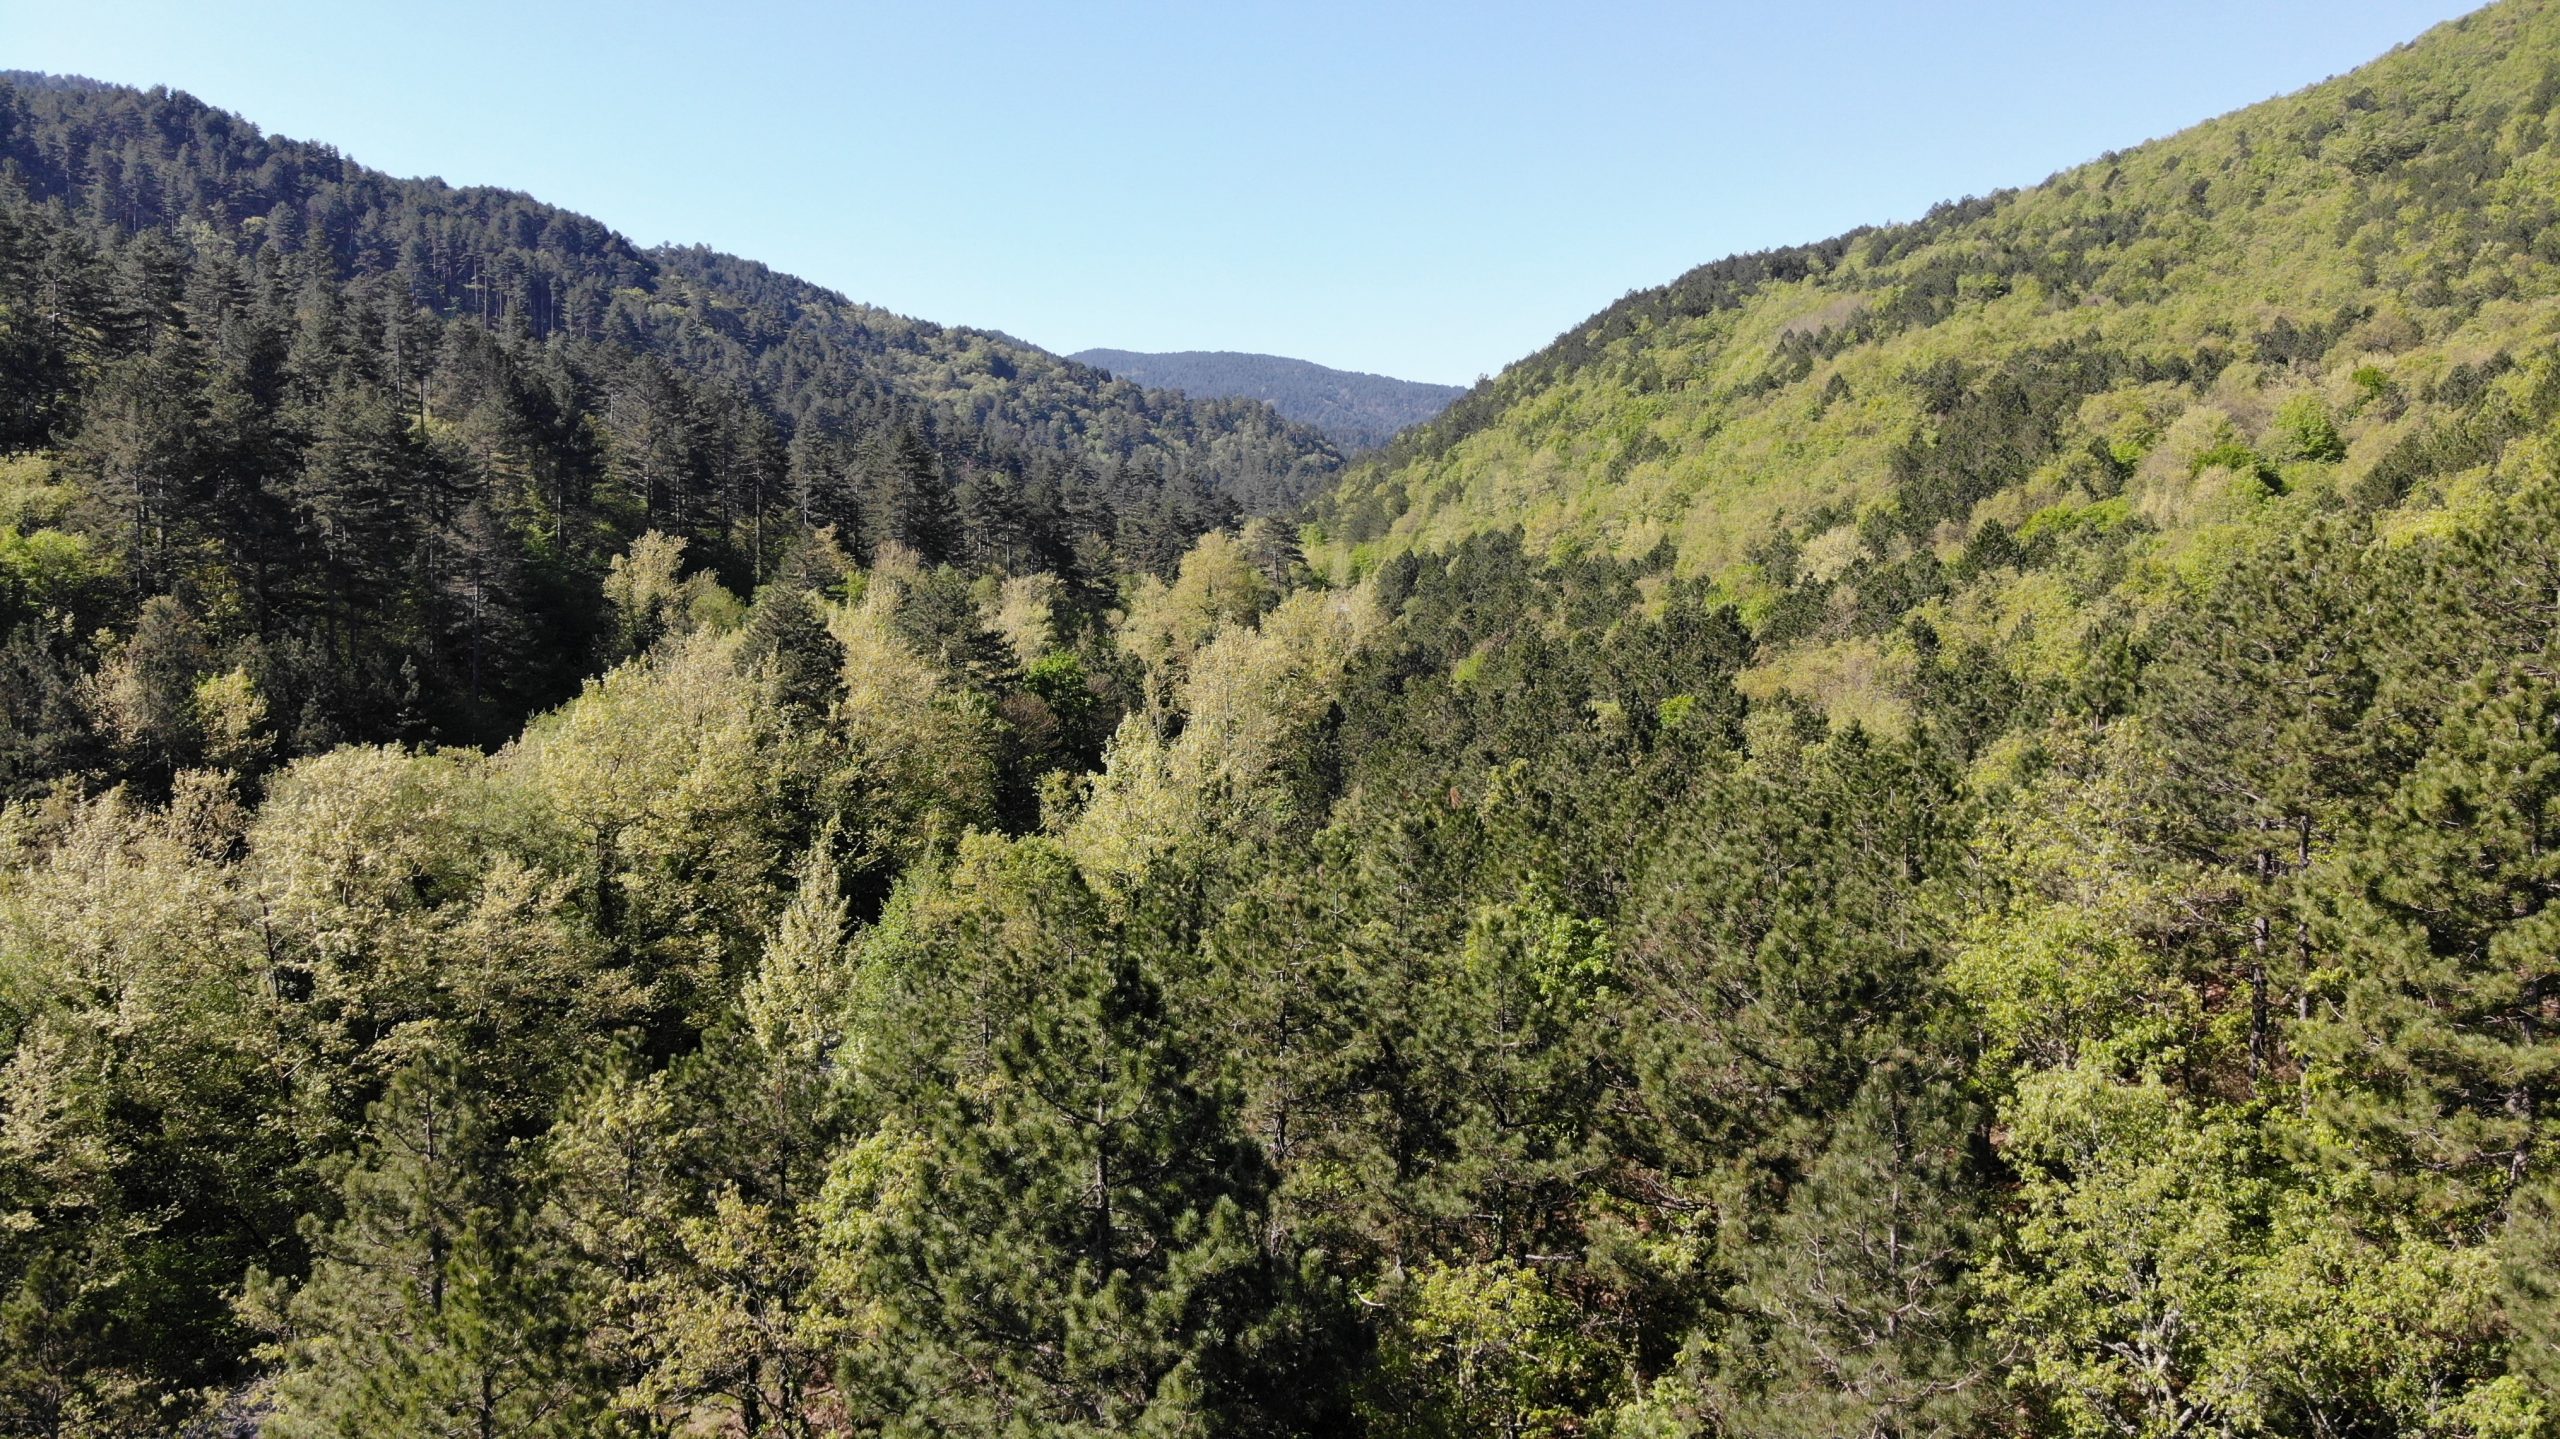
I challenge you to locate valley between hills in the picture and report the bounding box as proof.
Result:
[6,3,2560,1433]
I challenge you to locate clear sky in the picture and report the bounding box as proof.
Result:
[6,0,2484,385]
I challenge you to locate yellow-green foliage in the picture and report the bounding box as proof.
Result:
[826,575,1001,868]
[502,630,811,1008]
[601,530,743,656]
[1117,527,1277,701]
[1980,1067,2539,1439]
[1364,1260,1605,1439]
[1944,721,2233,1079]
[0,523,104,615]
[0,775,258,1042]
[1318,0,2560,717]
[986,571,1064,667]
[1735,634,1909,736]
[1072,572,1383,895]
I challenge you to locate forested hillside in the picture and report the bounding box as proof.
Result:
[13,4,2560,1437]
[1320,0,2560,727]
[1070,348,1464,451]
[0,72,1339,788]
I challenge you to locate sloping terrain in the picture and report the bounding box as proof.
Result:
[0,73,1343,776]
[0,73,1345,511]
[1318,0,2560,724]
[18,7,2560,1437]
[1072,347,1464,450]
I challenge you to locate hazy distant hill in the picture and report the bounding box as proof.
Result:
[1072,348,1464,451]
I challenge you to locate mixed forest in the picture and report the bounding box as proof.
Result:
[10,3,2560,1436]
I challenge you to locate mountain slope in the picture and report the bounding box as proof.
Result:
[0,73,1345,512]
[1070,347,1463,451]
[1316,0,2560,723]
[23,7,2560,1434]
[0,73,1344,781]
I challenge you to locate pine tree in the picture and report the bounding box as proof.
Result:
[708,395,787,583]
[262,1061,607,1439]
[435,497,534,734]
[0,200,100,450]
[600,355,701,532]
[2501,1178,2560,1393]
[2299,663,2560,1219]
[1625,728,1962,1175]
[631,847,856,1436]
[0,620,102,798]
[73,334,210,595]
[829,836,1323,1436]
[2141,515,2387,1091]
[859,421,958,565]
[1695,1060,1990,1439]
[1238,515,1303,591]
[739,583,841,720]
[885,563,1017,691]
[292,373,438,624]
[955,463,1032,574]
[538,1056,682,1427]
[786,410,864,553]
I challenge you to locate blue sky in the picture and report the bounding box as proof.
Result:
[7,1,2482,384]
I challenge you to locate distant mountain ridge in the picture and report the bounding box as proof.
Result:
[1071,348,1464,452]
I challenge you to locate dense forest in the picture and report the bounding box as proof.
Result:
[0,70,1340,787]
[1069,349,1464,452]
[11,3,2560,1437]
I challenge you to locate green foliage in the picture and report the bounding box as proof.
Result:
[0,73,1343,804]
[20,5,2560,1434]
[1313,0,2560,737]
[1365,1260,1604,1439]
[0,525,104,623]
[1982,1071,2533,1438]
[2273,393,2348,463]
[2299,663,2560,1219]
[1691,1060,1989,1439]
[259,1060,609,1439]
[824,835,1330,1436]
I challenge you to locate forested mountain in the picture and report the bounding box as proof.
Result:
[0,71,1339,786]
[1070,347,1464,451]
[15,4,2560,1437]
[1318,0,2560,729]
